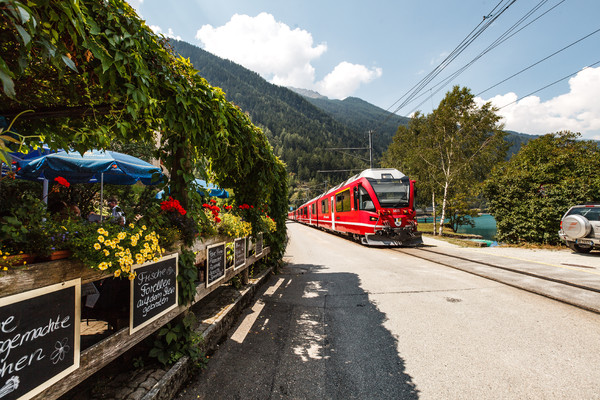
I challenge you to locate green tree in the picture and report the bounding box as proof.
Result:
[382,86,507,235]
[483,131,600,244]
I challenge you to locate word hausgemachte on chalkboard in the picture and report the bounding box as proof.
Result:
[0,279,80,400]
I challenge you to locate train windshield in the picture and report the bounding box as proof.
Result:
[367,178,410,208]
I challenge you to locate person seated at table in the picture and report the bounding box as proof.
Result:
[88,197,125,225]
[107,197,126,225]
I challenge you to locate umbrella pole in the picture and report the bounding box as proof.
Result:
[42,179,49,205]
[100,172,104,223]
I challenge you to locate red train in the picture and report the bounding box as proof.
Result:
[288,168,422,246]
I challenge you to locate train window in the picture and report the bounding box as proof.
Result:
[335,189,351,212]
[311,204,316,216]
[357,185,376,211]
[321,198,329,214]
[367,177,410,208]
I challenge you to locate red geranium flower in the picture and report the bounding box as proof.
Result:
[54,176,70,187]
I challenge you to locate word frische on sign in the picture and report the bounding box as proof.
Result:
[130,254,178,334]
[0,279,81,400]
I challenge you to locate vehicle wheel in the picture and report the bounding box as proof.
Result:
[567,242,593,254]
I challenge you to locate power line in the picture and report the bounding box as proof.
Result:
[498,60,600,109]
[389,0,517,116]
[407,0,566,115]
[373,0,518,133]
[476,26,600,97]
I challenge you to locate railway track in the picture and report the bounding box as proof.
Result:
[392,246,600,314]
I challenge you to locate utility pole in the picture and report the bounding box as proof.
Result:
[368,130,373,169]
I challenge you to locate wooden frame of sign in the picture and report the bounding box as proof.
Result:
[129,254,179,335]
[206,242,226,288]
[255,232,264,257]
[233,237,246,270]
[0,278,81,400]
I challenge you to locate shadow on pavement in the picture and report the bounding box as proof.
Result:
[179,262,419,399]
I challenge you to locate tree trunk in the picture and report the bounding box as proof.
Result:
[438,181,449,236]
[432,192,437,235]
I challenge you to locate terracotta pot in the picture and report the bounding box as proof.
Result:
[47,250,73,261]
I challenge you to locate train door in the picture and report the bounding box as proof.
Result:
[331,197,336,230]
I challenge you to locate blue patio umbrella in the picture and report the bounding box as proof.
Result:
[17,149,163,185]
[17,149,164,220]
[155,179,229,200]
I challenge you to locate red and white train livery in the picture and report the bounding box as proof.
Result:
[289,168,422,246]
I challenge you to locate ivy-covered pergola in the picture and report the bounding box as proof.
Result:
[0,0,288,259]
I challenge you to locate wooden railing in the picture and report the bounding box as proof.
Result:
[0,235,268,400]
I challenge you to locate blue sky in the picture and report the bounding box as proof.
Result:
[130,0,600,139]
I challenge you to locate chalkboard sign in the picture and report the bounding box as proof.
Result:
[130,254,178,334]
[206,242,226,287]
[0,279,80,400]
[234,238,246,270]
[255,233,264,257]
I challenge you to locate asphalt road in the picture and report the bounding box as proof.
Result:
[178,222,600,399]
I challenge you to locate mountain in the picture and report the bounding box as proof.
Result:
[168,40,540,187]
[170,40,372,182]
[293,94,410,156]
[169,40,408,183]
[504,131,540,158]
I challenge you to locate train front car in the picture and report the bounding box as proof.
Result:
[358,169,422,247]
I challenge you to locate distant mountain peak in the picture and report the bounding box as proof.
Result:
[288,87,328,100]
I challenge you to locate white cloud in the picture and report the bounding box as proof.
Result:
[316,62,382,99]
[476,66,600,140]
[149,25,182,41]
[195,13,381,99]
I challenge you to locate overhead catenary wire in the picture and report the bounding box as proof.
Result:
[406,0,567,115]
[388,0,518,116]
[498,59,600,109]
[372,0,518,134]
[476,26,600,97]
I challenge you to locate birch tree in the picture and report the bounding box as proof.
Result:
[383,86,507,235]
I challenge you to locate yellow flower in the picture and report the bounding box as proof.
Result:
[129,223,135,229]
[117,232,126,240]
[98,235,105,243]
[114,269,121,277]
[128,272,137,281]
[98,262,108,270]
[142,225,147,230]
[2,267,7,271]
[94,243,102,250]
[61,226,67,230]
[103,249,110,256]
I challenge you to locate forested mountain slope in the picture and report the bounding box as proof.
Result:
[295,95,410,155]
[170,40,367,181]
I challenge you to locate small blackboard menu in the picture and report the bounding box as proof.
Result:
[130,254,178,334]
[255,233,264,256]
[234,238,246,270]
[206,242,226,287]
[0,279,80,400]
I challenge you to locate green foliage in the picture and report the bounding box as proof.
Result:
[177,249,197,306]
[483,131,600,244]
[0,191,53,255]
[149,312,205,367]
